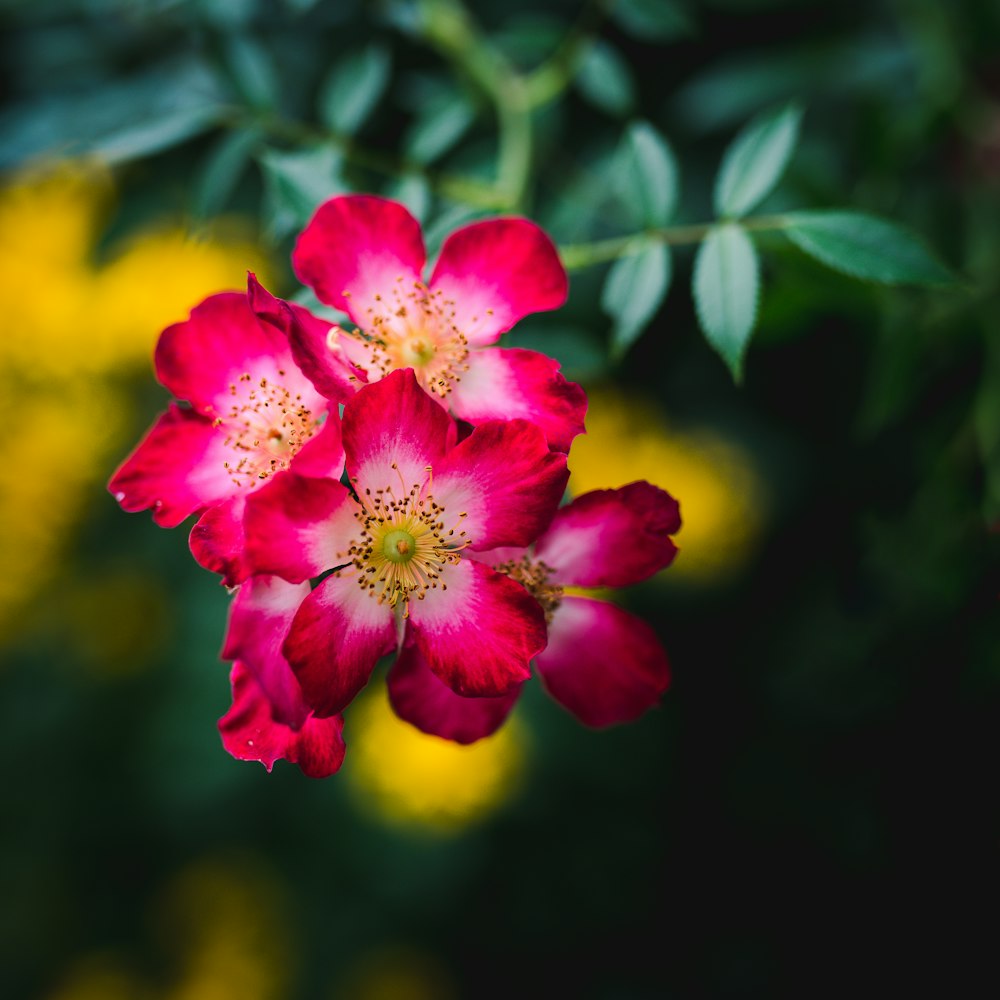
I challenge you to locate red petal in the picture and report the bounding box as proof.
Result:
[189,495,249,587]
[388,644,522,744]
[535,482,681,588]
[429,218,568,346]
[406,558,544,697]
[536,596,670,727]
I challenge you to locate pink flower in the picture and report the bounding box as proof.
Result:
[218,575,346,778]
[271,194,586,452]
[108,290,344,586]
[388,483,681,743]
[242,367,570,717]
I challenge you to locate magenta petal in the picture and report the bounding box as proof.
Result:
[189,494,248,587]
[341,368,456,494]
[431,419,569,550]
[219,663,346,778]
[282,571,396,716]
[292,195,426,320]
[108,404,235,527]
[244,473,355,583]
[406,558,544,697]
[450,347,587,453]
[536,482,681,588]
[536,596,671,727]
[388,644,522,744]
[155,291,302,413]
[428,218,568,346]
[248,273,365,403]
[221,575,312,726]
[288,411,345,480]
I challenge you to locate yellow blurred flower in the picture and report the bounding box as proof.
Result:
[0,161,270,646]
[346,688,526,833]
[336,945,458,1000]
[43,953,150,1000]
[569,390,767,584]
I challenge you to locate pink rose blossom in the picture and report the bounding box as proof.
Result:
[388,483,681,742]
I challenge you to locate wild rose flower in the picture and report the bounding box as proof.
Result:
[218,575,346,778]
[108,290,345,585]
[388,482,681,743]
[268,194,586,452]
[242,367,570,717]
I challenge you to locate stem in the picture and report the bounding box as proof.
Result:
[559,215,795,269]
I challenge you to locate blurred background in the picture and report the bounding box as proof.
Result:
[0,0,997,996]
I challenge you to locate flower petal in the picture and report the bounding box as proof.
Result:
[222,575,312,726]
[248,272,366,403]
[219,662,347,778]
[388,644,522,744]
[428,218,568,346]
[282,570,396,716]
[535,482,681,587]
[108,404,236,527]
[244,474,356,583]
[406,558,544,697]
[288,410,345,480]
[155,291,317,415]
[342,368,455,495]
[431,419,568,550]
[189,494,249,587]
[292,194,426,323]
[535,596,671,727]
[449,347,587,452]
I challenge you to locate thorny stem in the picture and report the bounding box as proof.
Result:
[559,216,797,270]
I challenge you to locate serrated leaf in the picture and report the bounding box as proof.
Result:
[319,44,392,135]
[404,91,475,165]
[615,120,679,227]
[782,210,955,286]
[575,40,636,118]
[601,242,671,358]
[259,145,345,240]
[693,224,760,381]
[714,103,802,218]
[611,0,695,40]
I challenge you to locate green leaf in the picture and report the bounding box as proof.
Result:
[714,102,802,218]
[259,145,345,240]
[404,90,475,165]
[223,35,280,110]
[601,241,671,359]
[385,173,431,224]
[782,210,956,286]
[319,44,392,135]
[575,41,636,118]
[611,0,695,41]
[88,107,223,165]
[192,128,260,219]
[615,120,680,227]
[692,224,760,381]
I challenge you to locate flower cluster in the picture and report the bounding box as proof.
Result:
[110,195,681,778]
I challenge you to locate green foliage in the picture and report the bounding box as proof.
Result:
[614,120,679,227]
[575,40,636,117]
[259,146,345,239]
[782,211,956,286]
[714,102,803,218]
[610,0,695,41]
[601,241,672,359]
[692,224,760,381]
[319,44,393,135]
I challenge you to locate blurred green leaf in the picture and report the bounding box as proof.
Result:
[192,128,260,219]
[693,224,760,381]
[714,103,802,218]
[223,34,280,110]
[575,40,636,118]
[90,107,224,165]
[259,145,345,240]
[319,43,392,135]
[615,120,679,227]
[385,173,431,224]
[611,0,695,41]
[601,241,671,359]
[404,90,475,164]
[782,211,956,286]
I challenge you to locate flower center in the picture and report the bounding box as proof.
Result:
[216,371,318,488]
[495,555,563,622]
[343,466,469,610]
[347,280,471,399]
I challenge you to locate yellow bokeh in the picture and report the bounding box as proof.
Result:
[0,162,270,646]
[346,687,526,833]
[569,390,767,584]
